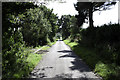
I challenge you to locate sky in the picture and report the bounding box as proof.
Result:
[45,0,118,28]
[46,0,78,17]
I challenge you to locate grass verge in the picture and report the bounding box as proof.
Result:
[47,41,56,47]
[64,39,120,80]
[13,47,42,78]
[13,41,56,78]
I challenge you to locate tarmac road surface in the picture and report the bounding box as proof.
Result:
[30,41,101,79]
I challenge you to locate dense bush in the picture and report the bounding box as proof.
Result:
[58,15,79,40]
[80,24,120,65]
[2,28,27,77]
[2,2,32,77]
[21,6,58,47]
[2,2,58,78]
[64,39,120,80]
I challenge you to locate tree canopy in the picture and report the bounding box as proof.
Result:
[74,2,116,27]
[2,2,59,77]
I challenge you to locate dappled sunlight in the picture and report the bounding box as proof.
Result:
[2,1,119,79]
[69,58,90,72]
[30,66,53,78]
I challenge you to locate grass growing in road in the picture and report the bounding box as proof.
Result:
[64,39,120,80]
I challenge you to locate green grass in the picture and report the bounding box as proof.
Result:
[56,39,59,41]
[13,49,43,78]
[26,53,42,70]
[73,45,100,69]
[64,39,120,80]
[64,39,71,45]
[34,45,41,49]
[47,41,56,46]
[64,39,99,69]
[51,41,56,46]
[12,41,57,78]
[41,46,50,50]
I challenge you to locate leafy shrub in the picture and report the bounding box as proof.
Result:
[64,39,120,80]
[2,29,27,78]
[80,24,120,65]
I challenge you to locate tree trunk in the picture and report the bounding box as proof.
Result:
[89,3,93,28]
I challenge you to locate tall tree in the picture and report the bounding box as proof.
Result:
[59,15,71,39]
[74,1,116,27]
[58,15,78,40]
[2,2,38,77]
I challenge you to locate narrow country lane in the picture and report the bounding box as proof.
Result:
[30,41,101,79]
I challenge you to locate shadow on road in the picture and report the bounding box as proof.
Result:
[53,73,96,80]
[58,50,90,73]
[58,50,77,58]
[30,67,53,78]
[69,58,90,72]
[57,50,72,53]
[36,50,49,54]
[58,40,63,41]
[54,73,73,78]
[59,54,77,58]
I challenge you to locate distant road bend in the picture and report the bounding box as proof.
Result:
[30,40,101,79]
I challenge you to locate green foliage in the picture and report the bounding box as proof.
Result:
[64,39,120,80]
[2,2,38,33]
[74,2,116,27]
[64,40,99,68]
[2,2,37,78]
[11,50,42,78]
[2,2,58,78]
[47,37,52,46]
[58,15,78,40]
[47,37,56,47]
[64,39,78,47]
[22,6,58,46]
[59,15,71,39]
[95,62,120,80]
[22,7,51,46]
[80,24,120,65]
[64,39,71,45]
[26,53,42,71]
[56,33,61,38]
[41,46,50,50]
[2,29,26,77]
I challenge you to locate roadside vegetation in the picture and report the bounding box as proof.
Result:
[59,2,120,80]
[64,24,120,80]
[12,48,42,78]
[2,2,58,78]
[2,1,120,80]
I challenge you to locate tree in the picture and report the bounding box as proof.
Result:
[2,2,38,33]
[59,15,71,39]
[2,2,38,77]
[58,15,78,40]
[69,16,80,41]
[74,1,116,27]
[22,7,52,46]
[2,2,58,78]
[38,6,59,42]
